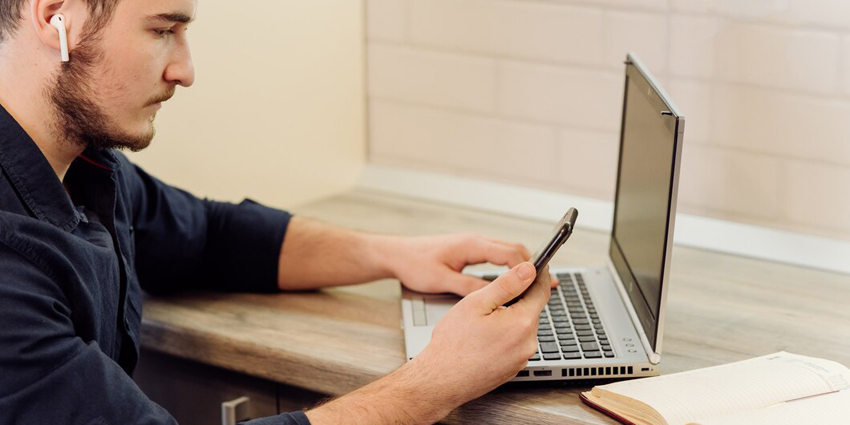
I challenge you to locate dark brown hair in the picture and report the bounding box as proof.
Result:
[0,0,120,43]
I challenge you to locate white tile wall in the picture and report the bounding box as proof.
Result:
[712,23,840,95]
[674,0,850,30]
[603,11,668,72]
[370,100,558,183]
[366,0,850,242]
[677,145,782,219]
[712,85,850,167]
[498,62,622,130]
[669,15,720,78]
[844,36,850,96]
[409,0,605,65]
[557,129,620,199]
[366,0,406,42]
[786,161,850,236]
[368,45,497,112]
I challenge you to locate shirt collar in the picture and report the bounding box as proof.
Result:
[0,102,120,231]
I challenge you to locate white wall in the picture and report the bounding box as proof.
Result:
[129,1,366,210]
[366,0,850,243]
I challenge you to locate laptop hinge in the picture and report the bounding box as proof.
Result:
[606,258,661,365]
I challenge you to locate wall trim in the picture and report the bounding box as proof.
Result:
[357,164,850,275]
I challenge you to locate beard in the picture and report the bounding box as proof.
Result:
[47,38,171,152]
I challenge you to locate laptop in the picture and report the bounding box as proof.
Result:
[401,52,685,381]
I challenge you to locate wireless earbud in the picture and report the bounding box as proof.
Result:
[49,14,69,62]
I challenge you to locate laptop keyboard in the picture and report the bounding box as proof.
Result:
[531,272,615,361]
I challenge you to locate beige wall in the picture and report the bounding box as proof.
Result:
[366,0,850,242]
[129,1,366,210]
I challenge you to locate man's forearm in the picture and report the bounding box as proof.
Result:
[277,216,404,291]
[306,357,454,425]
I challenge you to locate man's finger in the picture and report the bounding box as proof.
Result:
[515,265,552,314]
[453,275,490,297]
[462,239,527,268]
[484,238,531,261]
[467,262,536,313]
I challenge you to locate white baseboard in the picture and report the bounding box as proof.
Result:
[357,164,850,275]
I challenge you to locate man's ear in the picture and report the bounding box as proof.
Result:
[30,0,75,60]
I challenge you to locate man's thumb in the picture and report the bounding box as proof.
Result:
[470,262,536,312]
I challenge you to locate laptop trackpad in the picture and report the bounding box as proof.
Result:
[422,296,456,326]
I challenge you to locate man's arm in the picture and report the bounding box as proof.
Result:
[277,216,532,295]
[305,262,552,425]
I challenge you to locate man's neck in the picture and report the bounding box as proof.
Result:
[0,46,82,182]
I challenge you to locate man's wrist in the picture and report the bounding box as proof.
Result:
[364,233,408,281]
[306,356,456,425]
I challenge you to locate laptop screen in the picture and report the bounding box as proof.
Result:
[609,55,683,352]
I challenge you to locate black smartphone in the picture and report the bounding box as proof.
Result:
[532,207,578,274]
[505,207,578,305]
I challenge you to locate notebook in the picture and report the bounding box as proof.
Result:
[580,352,850,425]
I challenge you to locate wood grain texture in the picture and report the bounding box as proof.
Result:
[141,190,850,425]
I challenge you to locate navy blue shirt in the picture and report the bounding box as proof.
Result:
[0,103,310,425]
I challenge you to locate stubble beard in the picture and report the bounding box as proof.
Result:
[47,37,155,153]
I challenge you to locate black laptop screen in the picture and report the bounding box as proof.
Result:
[610,58,682,350]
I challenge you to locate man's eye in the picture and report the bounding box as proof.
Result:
[154,28,175,37]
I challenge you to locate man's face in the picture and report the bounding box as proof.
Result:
[50,0,196,151]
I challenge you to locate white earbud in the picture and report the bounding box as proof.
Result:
[49,14,69,62]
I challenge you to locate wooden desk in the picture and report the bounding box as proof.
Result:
[139,190,850,424]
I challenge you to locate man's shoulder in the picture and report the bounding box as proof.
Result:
[0,212,79,280]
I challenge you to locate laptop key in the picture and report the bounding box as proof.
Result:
[540,342,559,353]
[561,345,579,352]
[581,342,599,351]
[576,331,594,337]
[604,351,615,358]
[579,336,596,342]
[530,354,540,361]
[537,330,553,336]
[543,353,561,361]
[538,336,555,343]
[574,325,592,331]
[563,352,582,360]
[584,351,602,359]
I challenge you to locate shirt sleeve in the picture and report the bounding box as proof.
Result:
[0,240,312,425]
[116,154,292,294]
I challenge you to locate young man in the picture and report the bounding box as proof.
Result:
[0,0,553,424]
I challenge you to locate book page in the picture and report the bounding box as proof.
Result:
[688,390,850,425]
[593,352,850,425]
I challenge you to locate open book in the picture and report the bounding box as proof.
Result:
[580,352,850,425]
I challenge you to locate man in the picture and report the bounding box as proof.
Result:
[0,0,553,424]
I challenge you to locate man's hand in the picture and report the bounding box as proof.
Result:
[389,233,559,296]
[413,261,553,405]
[306,262,552,425]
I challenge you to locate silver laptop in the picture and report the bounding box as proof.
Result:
[401,53,685,381]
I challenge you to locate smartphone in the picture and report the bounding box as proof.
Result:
[532,207,578,274]
[505,207,578,305]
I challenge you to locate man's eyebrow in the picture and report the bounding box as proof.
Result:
[147,13,194,24]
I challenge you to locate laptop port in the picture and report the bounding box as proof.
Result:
[533,370,552,377]
[516,370,530,377]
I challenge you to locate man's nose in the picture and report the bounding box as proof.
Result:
[164,49,195,88]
